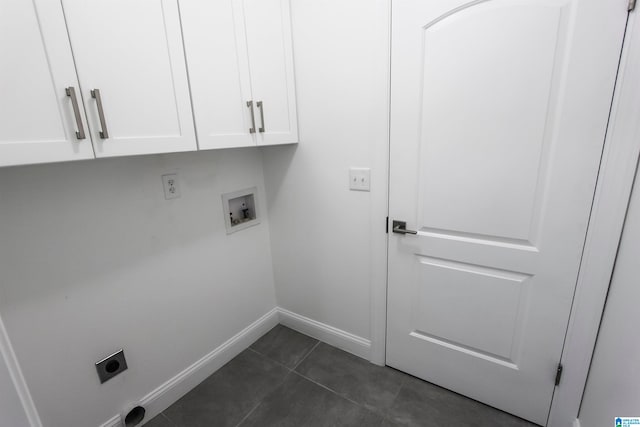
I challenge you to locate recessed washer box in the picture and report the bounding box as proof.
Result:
[222,187,260,234]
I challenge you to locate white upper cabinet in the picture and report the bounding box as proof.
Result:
[179,0,255,149]
[180,0,298,149]
[0,0,94,167]
[244,0,298,146]
[61,0,197,158]
[1,0,294,167]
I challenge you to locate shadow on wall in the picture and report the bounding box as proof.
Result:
[260,144,298,210]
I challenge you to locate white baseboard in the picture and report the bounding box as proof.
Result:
[99,307,372,427]
[99,308,280,427]
[276,307,372,360]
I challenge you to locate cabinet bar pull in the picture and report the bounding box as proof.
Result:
[257,101,265,133]
[91,89,109,139]
[65,87,86,140]
[247,100,256,134]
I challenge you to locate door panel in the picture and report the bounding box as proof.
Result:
[62,0,196,157]
[386,0,628,423]
[418,2,562,242]
[413,256,529,362]
[180,0,255,149]
[0,0,94,166]
[243,0,298,145]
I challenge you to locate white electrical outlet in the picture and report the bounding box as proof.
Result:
[349,168,371,192]
[162,173,181,199]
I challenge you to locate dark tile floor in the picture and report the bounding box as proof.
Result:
[146,325,537,427]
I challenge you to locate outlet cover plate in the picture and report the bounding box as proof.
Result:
[162,173,181,200]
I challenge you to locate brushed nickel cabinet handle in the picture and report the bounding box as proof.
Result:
[247,100,256,134]
[257,101,265,133]
[65,87,86,140]
[91,89,109,139]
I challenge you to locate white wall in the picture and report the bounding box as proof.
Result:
[0,148,277,427]
[578,168,640,426]
[261,0,390,356]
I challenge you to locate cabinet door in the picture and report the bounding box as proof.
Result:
[0,0,94,167]
[243,0,298,146]
[180,0,255,149]
[61,0,196,158]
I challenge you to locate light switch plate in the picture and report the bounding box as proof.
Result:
[349,168,371,192]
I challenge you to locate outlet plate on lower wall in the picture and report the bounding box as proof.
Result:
[95,349,128,384]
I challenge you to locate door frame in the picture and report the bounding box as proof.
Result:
[547,9,640,427]
[370,3,640,426]
[368,0,392,368]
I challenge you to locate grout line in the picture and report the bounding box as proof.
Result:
[159,412,178,427]
[381,377,406,424]
[250,340,366,410]
[248,338,321,373]
[247,346,267,358]
[292,341,320,371]
[233,400,262,427]
[247,347,295,373]
[291,370,362,408]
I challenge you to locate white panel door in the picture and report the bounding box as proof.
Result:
[0,0,94,167]
[61,0,196,158]
[179,0,255,149]
[243,0,298,146]
[386,0,628,424]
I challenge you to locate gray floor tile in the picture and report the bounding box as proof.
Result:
[143,413,175,427]
[163,349,289,427]
[239,372,383,427]
[386,375,537,427]
[157,327,540,427]
[295,342,407,414]
[250,325,319,369]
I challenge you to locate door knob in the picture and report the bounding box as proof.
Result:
[392,220,417,235]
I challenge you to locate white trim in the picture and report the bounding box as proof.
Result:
[277,308,372,360]
[369,0,392,368]
[548,11,640,427]
[99,308,279,427]
[0,314,43,427]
